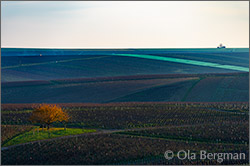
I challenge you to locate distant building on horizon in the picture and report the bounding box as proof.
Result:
[217,43,226,48]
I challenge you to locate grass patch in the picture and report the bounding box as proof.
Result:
[1,125,35,145]
[2,127,96,147]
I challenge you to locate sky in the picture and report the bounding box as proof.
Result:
[1,1,249,48]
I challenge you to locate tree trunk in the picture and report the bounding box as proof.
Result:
[64,124,66,131]
[47,124,51,137]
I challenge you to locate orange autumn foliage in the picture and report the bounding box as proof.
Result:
[29,104,69,130]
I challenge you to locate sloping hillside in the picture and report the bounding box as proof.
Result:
[2,72,248,103]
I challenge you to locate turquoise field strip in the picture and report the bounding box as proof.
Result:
[112,54,249,72]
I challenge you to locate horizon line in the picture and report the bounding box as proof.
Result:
[1,47,249,49]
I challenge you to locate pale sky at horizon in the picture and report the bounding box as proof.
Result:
[1,1,249,48]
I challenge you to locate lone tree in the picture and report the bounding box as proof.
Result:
[29,104,69,130]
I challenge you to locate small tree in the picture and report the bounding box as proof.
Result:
[29,104,69,130]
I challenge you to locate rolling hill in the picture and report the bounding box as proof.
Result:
[1,48,249,103]
[2,72,248,103]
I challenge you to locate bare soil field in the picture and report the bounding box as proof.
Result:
[1,102,249,165]
[2,72,248,103]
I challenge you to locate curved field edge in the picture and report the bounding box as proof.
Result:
[111,120,249,145]
[106,77,199,102]
[1,125,34,146]
[181,77,204,101]
[2,127,96,147]
[2,72,249,103]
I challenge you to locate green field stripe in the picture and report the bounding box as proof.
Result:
[1,126,35,146]
[112,54,249,72]
[2,128,96,147]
